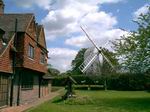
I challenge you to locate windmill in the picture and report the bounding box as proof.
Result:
[79,26,115,74]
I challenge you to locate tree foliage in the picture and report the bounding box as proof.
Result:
[112,6,150,74]
[101,48,119,74]
[47,64,60,76]
[71,48,87,75]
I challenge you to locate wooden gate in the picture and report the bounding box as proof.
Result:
[0,74,9,107]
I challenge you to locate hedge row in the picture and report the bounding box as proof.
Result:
[52,75,104,86]
[52,73,150,91]
[107,73,150,90]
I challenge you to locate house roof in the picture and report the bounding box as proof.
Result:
[0,31,15,56]
[0,14,34,56]
[0,13,34,32]
[36,25,47,49]
[0,13,47,56]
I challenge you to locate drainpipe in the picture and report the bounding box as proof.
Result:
[39,75,41,98]
[10,18,18,106]
[17,70,21,106]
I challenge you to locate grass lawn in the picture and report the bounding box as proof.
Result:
[26,90,150,112]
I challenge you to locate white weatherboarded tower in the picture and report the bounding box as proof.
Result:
[83,47,102,76]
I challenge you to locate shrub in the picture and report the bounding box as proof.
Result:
[52,73,149,91]
[107,73,148,91]
[64,96,94,105]
[52,76,67,86]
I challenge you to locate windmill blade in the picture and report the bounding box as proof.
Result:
[100,49,115,70]
[80,26,101,52]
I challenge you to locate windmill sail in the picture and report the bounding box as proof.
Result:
[80,26,101,52]
[79,52,98,73]
[79,26,115,73]
[100,50,114,69]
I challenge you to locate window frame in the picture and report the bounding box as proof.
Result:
[21,75,33,90]
[28,44,34,59]
[40,52,45,64]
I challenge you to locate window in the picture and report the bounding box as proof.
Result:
[21,75,33,90]
[40,52,45,64]
[28,44,34,59]
[0,75,9,106]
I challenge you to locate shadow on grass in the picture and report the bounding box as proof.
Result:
[52,97,64,103]
[146,90,150,93]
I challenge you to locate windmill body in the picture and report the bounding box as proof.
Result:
[83,47,103,76]
[79,26,114,74]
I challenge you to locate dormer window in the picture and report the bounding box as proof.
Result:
[0,28,5,35]
[0,28,6,47]
[28,44,34,59]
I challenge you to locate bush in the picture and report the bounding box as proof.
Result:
[52,76,68,86]
[144,74,150,91]
[52,73,150,91]
[107,73,148,91]
[71,75,105,85]
[64,96,94,105]
[52,75,105,86]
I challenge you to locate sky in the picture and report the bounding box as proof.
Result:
[4,0,150,72]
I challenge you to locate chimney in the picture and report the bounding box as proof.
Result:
[0,0,4,14]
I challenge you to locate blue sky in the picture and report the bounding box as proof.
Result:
[4,0,150,72]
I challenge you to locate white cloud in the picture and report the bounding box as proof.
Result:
[42,0,123,41]
[80,11,117,30]
[42,1,99,40]
[48,48,77,72]
[42,0,125,71]
[12,0,51,10]
[75,0,123,5]
[65,28,127,50]
[133,4,149,19]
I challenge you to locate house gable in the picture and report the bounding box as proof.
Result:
[0,33,15,73]
[37,25,47,49]
[26,17,37,40]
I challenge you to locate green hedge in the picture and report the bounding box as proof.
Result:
[107,73,148,90]
[52,76,67,86]
[52,75,105,86]
[52,73,150,91]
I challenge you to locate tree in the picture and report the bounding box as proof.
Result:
[101,48,119,74]
[112,6,150,74]
[71,48,87,75]
[47,64,60,76]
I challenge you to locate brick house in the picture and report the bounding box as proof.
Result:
[0,0,51,108]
